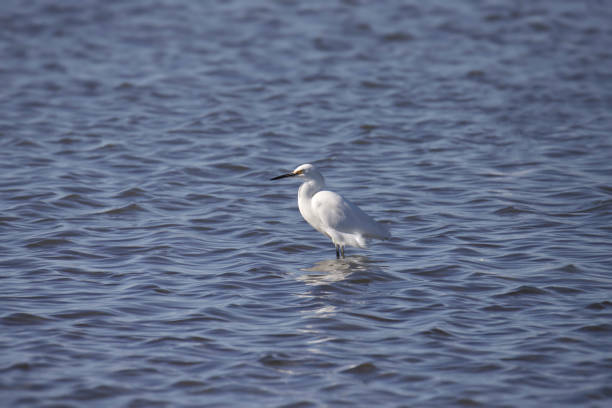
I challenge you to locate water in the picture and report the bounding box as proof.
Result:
[2,0,612,406]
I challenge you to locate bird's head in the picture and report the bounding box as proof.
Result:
[270,163,324,184]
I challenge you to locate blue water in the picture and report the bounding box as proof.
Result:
[2,1,612,407]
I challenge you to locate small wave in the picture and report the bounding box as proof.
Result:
[380,32,414,42]
[493,285,548,298]
[480,304,521,312]
[2,312,52,325]
[114,187,147,198]
[346,312,403,324]
[341,362,378,376]
[53,309,116,319]
[259,352,297,368]
[576,324,612,334]
[212,162,250,172]
[420,327,453,338]
[586,301,612,311]
[98,203,147,215]
[25,238,72,249]
[172,379,207,388]
[53,193,105,208]
[546,285,583,295]
[493,205,534,215]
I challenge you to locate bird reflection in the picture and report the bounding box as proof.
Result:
[295,255,388,350]
[297,255,376,285]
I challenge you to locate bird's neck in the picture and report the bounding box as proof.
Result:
[298,179,323,200]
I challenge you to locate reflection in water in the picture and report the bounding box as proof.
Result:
[296,255,388,354]
[296,257,377,353]
[297,255,380,285]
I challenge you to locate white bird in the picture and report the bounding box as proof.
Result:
[271,163,390,258]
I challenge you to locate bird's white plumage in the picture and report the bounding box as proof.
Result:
[271,163,390,256]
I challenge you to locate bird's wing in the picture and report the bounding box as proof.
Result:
[311,190,389,238]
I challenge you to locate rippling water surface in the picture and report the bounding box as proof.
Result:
[2,1,612,407]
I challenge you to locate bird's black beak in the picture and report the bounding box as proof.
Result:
[270,172,295,181]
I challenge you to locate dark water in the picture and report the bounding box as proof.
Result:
[2,0,612,406]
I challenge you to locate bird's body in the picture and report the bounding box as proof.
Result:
[271,163,390,257]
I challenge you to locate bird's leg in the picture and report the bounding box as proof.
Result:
[335,244,340,259]
[341,246,345,258]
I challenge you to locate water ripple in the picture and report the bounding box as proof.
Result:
[1,0,611,407]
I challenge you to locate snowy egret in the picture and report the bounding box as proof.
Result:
[271,163,390,258]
